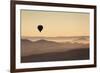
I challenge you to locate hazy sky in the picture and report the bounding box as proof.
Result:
[21,10,90,37]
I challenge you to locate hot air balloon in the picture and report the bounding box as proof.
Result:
[37,25,43,32]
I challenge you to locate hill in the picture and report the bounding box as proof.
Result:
[21,39,89,56]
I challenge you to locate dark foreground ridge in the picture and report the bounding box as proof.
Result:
[21,48,89,63]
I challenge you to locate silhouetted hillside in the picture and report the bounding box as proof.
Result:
[21,39,89,62]
[21,48,89,63]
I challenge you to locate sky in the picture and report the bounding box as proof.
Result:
[21,10,90,37]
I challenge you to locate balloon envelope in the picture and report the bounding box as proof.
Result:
[37,25,43,32]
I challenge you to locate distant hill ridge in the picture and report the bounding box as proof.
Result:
[21,38,89,57]
[22,39,60,44]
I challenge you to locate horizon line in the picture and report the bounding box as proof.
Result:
[21,36,89,38]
